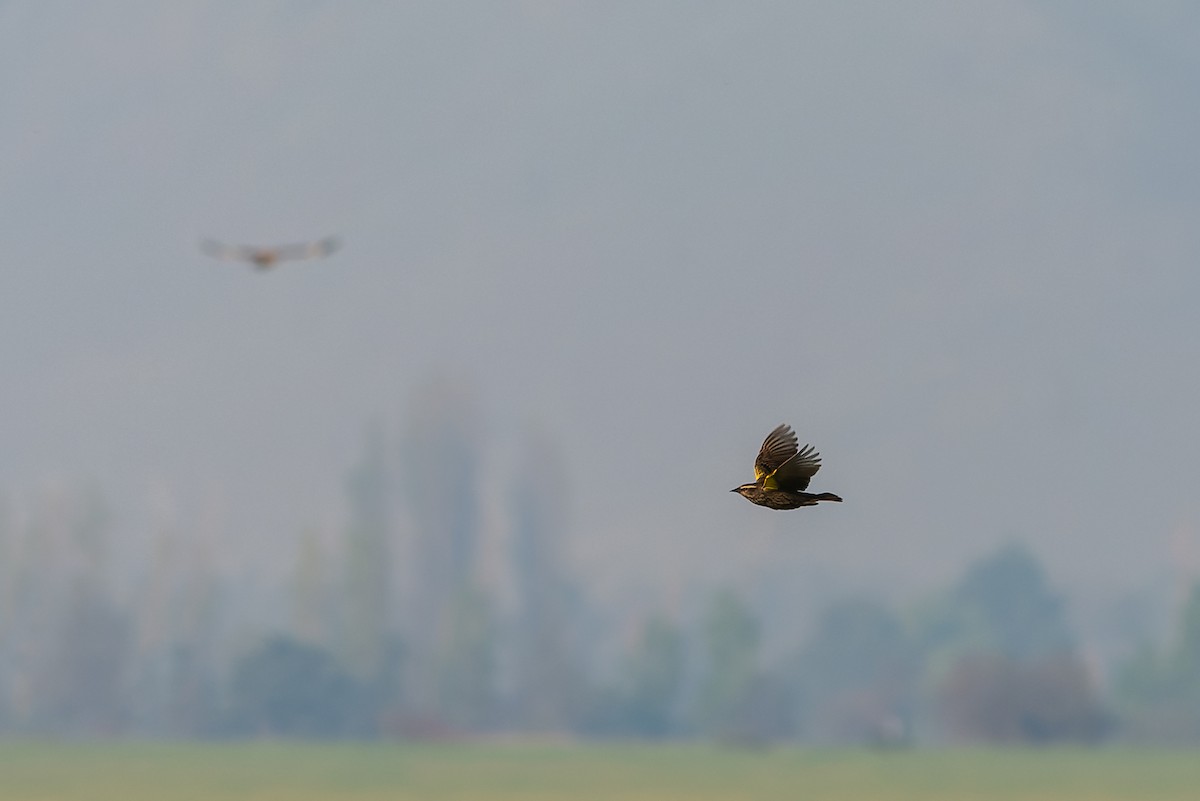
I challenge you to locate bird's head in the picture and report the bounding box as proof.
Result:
[730,483,757,497]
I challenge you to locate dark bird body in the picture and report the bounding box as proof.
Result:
[200,236,341,270]
[732,424,842,509]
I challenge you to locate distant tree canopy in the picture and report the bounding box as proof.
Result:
[800,598,910,697]
[34,579,132,735]
[1115,582,1200,743]
[613,616,686,737]
[918,543,1073,664]
[579,615,686,738]
[1176,584,1200,687]
[6,434,1200,745]
[954,543,1073,660]
[341,423,393,681]
[434,585,498,730]
[913,543,1105,744]
[693,589,762,739]
[795,598,914,744]
[228,635,366,738]
[508,429,581,731]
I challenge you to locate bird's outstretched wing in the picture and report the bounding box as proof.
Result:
[754,424,799,482]
[200,239,257,262]
[200,236,341,265]
[270,236,341,261]
[768,443,822,492]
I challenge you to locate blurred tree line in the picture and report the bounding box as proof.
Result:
[1112,583,1200,743]
[0,384,1196,744]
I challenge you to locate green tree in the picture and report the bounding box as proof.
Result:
[912,544,1103,744]
[341,423,393,681]
[401,379,481,598]
[509,427,582,731]
[911,543,1075,692]
[33,579,132,734]
[1169,583,1200,688]
[693,589,760,738]
[23,487,132,735]
[1115,582,1200,742]
[0,493,12,661]
[620,616,686,737]
[796,598,914,743]
[950,543,1072,661]
[435,585,498,730]
[228,635,365,738]
[399,379,483,713]
[291,527,334,646]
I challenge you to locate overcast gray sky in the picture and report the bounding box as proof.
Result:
[2,2,1198,630]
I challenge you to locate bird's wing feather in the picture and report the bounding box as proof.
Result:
[200,239,255,262]
[770,443,822,491]
[754,424,799,482]
[201,236,340,263]
[272,236,341,261]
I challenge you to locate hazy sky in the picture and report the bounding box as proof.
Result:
[2,2,1199,627]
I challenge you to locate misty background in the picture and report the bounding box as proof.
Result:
[1,2,1199,741]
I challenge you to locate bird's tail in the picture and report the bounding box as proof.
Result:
[816,493,843,503]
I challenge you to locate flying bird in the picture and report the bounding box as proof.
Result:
[200,236,341,270]
[731,424,843,509]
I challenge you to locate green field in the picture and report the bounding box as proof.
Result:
[0,741,1196,800]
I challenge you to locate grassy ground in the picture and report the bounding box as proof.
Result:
[0,741,1196,800]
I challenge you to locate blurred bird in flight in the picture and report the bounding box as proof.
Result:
[731,424,843,509]
[200,236,341,270]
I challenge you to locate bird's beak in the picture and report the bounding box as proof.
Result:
[729,487,739,493]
